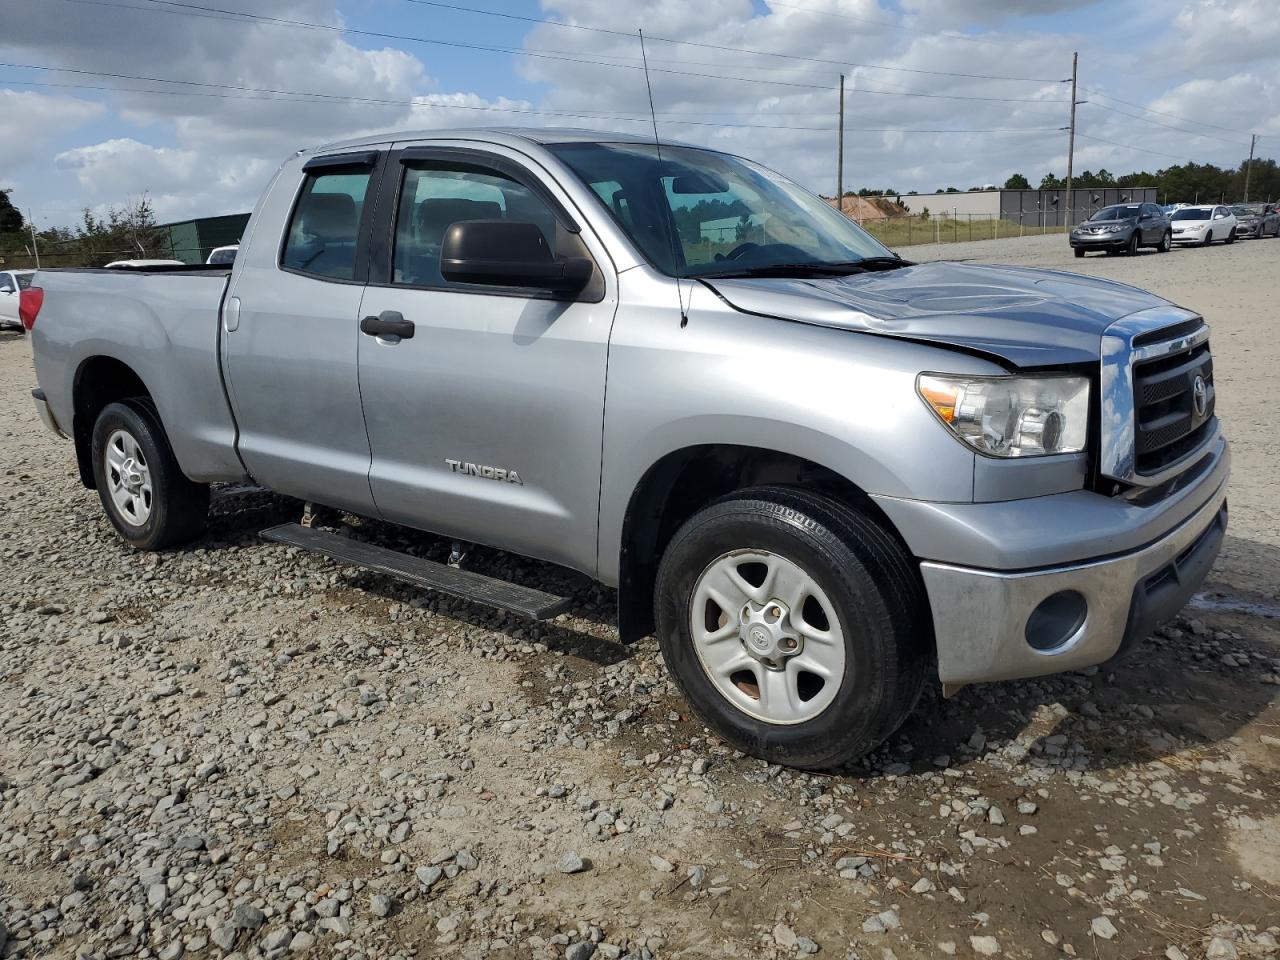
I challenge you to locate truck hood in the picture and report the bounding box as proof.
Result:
[703,259,1176,368]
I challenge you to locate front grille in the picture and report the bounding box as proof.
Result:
[1132,335,1215,475]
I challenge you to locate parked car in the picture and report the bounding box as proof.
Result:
[1171,205,1237,246]
[206,245,239,265]
[26,128,1228,770]
[1230,203,1280,239]
[103,259,188,269]
[0,269,36,330]
[1069,202,1171,257]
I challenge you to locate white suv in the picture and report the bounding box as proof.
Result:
[1171,205,1237,247]
[0,269,35,330]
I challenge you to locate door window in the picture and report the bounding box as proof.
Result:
[0,276,12,294]
[391,161,564,289]
[281,170,372,281]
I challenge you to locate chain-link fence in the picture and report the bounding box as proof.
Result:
[849,212,1071,249]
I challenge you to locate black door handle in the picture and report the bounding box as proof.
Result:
[360,310,414,340]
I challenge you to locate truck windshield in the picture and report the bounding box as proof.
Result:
[548,142,894,278]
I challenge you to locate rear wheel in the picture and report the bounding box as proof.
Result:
[654,486,930,770]
[91,400,209,550]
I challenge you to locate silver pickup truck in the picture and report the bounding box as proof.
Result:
[28,128,1228,769]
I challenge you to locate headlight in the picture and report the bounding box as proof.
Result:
[1105,224,1125,233]
[917,374,1090,458]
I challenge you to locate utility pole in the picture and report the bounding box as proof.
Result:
[1064,52,1078,228]
[1244,133,1257,202]
[837,74,845,211]
[27,209,39,269]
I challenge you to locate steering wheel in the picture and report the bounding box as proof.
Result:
[718,242,759,262]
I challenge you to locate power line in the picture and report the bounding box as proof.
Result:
[1085,101,1252,149]
[61,0,1070,105]
[400,0,1060,83]
[1080,86,1253,137]
[0,66,1062,134]
[1074,132,1193,163]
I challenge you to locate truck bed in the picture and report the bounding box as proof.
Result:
[30,267,246,484]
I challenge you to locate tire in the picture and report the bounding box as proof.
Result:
[1225,230,1236,244]
[654,486,930,770]
[1073,247,1085,258]
[1158,230,1172,253]
[90,399,209,550]
[1125,232,1139,256]
[1203,230,1213,247]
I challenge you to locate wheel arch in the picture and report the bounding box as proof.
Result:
[614,443,918,643]
[72,355,153,489]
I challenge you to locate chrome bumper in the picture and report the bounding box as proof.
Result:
[921,470,1228,687]
[32,388,68,439]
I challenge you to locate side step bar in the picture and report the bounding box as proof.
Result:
[261,522,571,621]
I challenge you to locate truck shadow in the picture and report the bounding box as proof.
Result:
[202,485,629,665]
[851,534,1279,779]
[202,490,1278,766]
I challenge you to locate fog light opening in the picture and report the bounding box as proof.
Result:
[1025,590,1088,652]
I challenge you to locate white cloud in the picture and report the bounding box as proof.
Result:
[0,89,103,171]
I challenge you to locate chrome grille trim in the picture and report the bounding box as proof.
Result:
[1100,306,1216,487]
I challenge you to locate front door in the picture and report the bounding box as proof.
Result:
[222,150,384,514]
[356,144,615,575]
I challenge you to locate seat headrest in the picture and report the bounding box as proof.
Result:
[303,194,356,241]
[417,198,503,240]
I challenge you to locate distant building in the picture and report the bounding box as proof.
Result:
[160,213,251,264]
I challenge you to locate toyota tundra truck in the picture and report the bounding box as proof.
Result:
[26,128,1229,769]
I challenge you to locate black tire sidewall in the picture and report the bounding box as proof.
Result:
[90,401,200,550]
[656,497,906,769]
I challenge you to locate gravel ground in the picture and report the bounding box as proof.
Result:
[1,234,1278,960]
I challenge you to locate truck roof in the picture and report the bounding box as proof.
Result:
[298,126,689,157]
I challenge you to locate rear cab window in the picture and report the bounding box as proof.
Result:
[281,162,375,282]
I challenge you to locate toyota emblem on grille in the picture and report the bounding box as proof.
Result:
[1192,374,1208,418]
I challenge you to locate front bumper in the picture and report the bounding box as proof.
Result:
[1172,229,1208,243]
[916,463,1228,687]
[1070,233,1128,249]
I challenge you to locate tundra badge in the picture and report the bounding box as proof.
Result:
[445,459,524,485]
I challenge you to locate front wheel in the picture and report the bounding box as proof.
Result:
[1126,232,1140,255]
[654,487,930,770]
[1073,247,1085,258]
[1203,230,1214,247]
[1225,230,1237,244]
[91,400,209,550]
[1158,230,1172,252]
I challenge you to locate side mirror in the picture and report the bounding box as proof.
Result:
[440,220,592,293]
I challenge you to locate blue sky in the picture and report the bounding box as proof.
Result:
[2,0,1275,228]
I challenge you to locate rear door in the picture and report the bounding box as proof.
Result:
[354,143,616,575]
[222,149,386,514]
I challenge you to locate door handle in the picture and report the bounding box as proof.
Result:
[360,310,414,340]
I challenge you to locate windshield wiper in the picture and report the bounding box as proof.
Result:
[699,256,912,280]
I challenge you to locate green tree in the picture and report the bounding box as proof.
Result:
[0,189,24,234]
[1003,173,1030,189]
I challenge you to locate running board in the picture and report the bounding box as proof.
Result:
[260,522,571,620]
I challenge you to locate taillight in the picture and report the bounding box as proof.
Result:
[19,286,43,332]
